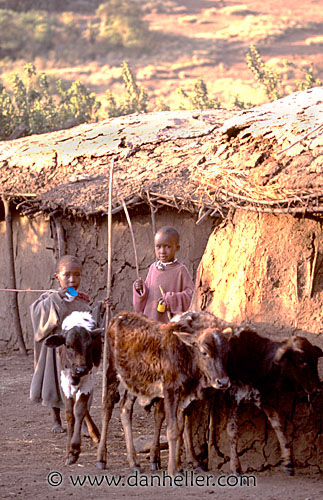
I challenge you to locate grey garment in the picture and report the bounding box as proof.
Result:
[29,290,91,408]
[30,341,64,408]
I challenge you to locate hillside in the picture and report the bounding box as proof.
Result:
[0,0,322,113]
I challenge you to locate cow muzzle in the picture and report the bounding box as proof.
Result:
[74,366,89,377]
[213,377,231,390]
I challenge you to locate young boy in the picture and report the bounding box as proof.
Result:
[29,255,92,433]
[133,226,194,323]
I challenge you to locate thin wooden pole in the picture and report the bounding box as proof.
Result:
[53,216,65,258]
[102,159,114,405]
[3,198,27,355]
[119,194,140,280]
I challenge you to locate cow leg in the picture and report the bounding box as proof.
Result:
[150,398,165,471]
[120,391,140,471]
[226,402,241,474]
[183,412,200,470]
[84,410,100,444]
[65,396,76,465]
[96,365,120,469]
[164,389,181,476]
[262,405,294,476]
[67,392,89,464]
[175,407,185,472]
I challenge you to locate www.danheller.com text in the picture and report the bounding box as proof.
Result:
[47,470,257,488]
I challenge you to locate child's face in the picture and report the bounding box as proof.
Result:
[154,231,179,263]
[56,262,82,290]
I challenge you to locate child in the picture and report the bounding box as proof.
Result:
[133,226,194,323]
[30,254,93,433]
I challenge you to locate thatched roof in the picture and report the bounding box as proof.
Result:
[0,87,322,218]
[0,109,233,218]
[194,87,323,215]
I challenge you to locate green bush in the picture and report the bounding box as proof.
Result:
[246,44,282,101]
[0,9,56,60]
[105,61,149,117]
[96,0,152,49]
[246,44,322,100]
[0,63,100,140]
[0,1,100,13]
[177,78,220,110]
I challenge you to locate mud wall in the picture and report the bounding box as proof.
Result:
[0,206,214,349]
[190,210,323,473]
[192,210,323,337]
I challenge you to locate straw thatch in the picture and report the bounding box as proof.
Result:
[0,87,322,218]
[0,109,233,218]
[193,87,323,215]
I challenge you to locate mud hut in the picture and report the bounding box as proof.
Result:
[0,108,233,351]
[0,88,322,473]
[189,87,323,473]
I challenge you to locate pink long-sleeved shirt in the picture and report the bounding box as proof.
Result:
[133,261,194,323]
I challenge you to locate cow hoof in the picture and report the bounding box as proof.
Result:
[66,455,78,466]
[150,462,161,471]
[194,466,206,473]
[283,465,294,476]
[96,461,106,470]
[51,423,65,434]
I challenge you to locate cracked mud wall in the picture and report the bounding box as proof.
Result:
[190,210,323,473]
[192,210,323,337]
[0,206,214,349]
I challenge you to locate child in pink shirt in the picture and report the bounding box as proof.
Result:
[133,226,194,323]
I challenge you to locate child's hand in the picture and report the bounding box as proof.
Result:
[134,278,144,294]
[101,296,113,312]
[158,298,166,307]
[57,287,68,299]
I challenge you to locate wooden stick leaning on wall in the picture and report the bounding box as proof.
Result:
[119,193,140,280]
[2,197,27,355]
[102,159,114,406]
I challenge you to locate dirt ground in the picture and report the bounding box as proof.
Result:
[1,352,322,500]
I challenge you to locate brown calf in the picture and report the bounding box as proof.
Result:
[45,311,102,465]
[226,329,322,475]
[172,311,322,475]
[96,311,231,476]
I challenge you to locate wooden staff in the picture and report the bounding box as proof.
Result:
[3,197,27,356]
[119,194,140,280]
[102,159,114,405]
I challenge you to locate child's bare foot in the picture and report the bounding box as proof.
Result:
[51,407,65,433]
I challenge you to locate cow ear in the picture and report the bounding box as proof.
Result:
[173,331,197,347]
[314,345,323,358]
[44,334,65,348]
[91,328,104,338]
[274,337,302,364]
[274,344,289,364]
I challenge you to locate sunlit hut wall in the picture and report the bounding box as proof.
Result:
[0,204,214,350]
[0,109,230,350]
[191,88,323,338]
[188,88,323,473]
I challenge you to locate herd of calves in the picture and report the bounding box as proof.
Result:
[44,310,322,477]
